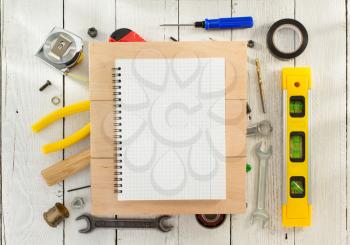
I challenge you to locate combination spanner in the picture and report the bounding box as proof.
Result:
[251,142,272,228]
[246,120,273,137]
[76,214,173,233]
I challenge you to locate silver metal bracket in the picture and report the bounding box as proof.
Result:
[36,27,83,73]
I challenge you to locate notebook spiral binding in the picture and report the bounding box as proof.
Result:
[112,67,123,194]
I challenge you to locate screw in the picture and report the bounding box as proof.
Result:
[39,80,52,91]
[247,40,255,48]
[88,27,98,38]
[170,36,178,42]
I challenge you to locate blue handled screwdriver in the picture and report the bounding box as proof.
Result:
[160,16,253,30]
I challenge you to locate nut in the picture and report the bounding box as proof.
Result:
[87,27,98,38]
[71,197,85,209]
[247,40,255,48]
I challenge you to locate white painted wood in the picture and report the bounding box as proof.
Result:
[348,2,350,245]
[116,0,178,42]
[179,0,231,42]
[1,0,64,244]
[63,0,116,244]
[229,0,295,244]
[1,0,348,244]
[178,214,230,245]
[295,0,347,244]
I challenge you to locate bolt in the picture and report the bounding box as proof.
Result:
[88,27,98,38]
[170,36,178,42]
[39,80,52,92]
[247,40,255,48]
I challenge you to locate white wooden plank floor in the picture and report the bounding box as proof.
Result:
[1,0,347,244]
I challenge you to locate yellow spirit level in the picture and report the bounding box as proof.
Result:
[282,67,311,227]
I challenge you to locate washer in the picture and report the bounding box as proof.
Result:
[51,96,61,105]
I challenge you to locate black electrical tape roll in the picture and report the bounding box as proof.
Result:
[267,19,308,60]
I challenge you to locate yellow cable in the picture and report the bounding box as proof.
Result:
[32,101,90,132]
[42,123,90,154]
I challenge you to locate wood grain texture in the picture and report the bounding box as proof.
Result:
[1,0,348,244]
[114,1,180,244]
[177,1,233,244]
[347,2,350,245]
[89,42,247,101]
[41,149,90,186]
[91,157,245,215]
[295,0,347,244]
[91,100,246,159]
[1,1,64,244]
[229,0,295,244]
[89,41,247,215]
[63,0,116,244]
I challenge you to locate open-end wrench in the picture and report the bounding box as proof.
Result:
[246,120,273,137]
[76,214,173,233]
[251,142,272,228]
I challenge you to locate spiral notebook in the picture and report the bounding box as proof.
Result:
[90,41,247,215]
[113,58,226,201]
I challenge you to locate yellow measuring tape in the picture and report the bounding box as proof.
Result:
[282,67,311,227]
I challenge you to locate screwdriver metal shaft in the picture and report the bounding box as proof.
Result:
[160,24,194,27]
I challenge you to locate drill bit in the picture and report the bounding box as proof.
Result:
[255,59,266,113]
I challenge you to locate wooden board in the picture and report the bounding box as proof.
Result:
[62,1,117,244]
[89,41,247,215]
[89,42,247,101]
[176,1,237,244]
[2,0,348,244]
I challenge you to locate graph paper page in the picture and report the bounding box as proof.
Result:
[114,58,226,200]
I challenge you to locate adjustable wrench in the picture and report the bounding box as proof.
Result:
[76,214,173,233]
[251,142,272,228]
